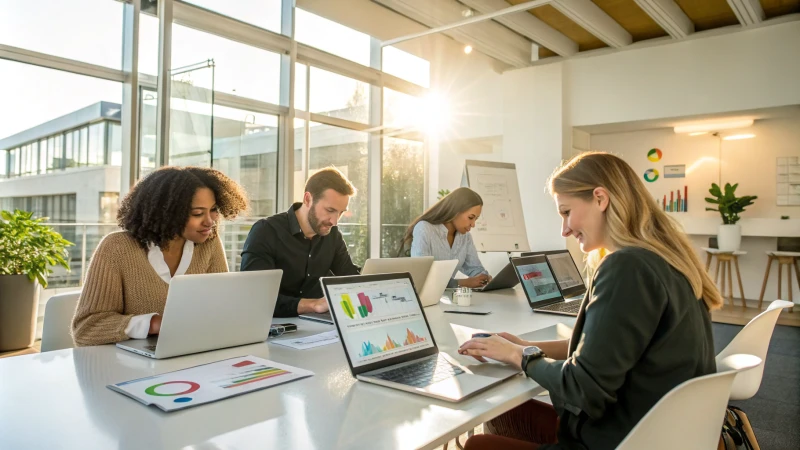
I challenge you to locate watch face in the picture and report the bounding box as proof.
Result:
[523,346,542,357]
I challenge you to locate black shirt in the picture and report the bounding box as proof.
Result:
[527,247,716,450]
[240,203,360,317]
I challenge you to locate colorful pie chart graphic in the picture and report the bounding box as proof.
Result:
[643,168,659,182]
[647,148,662,162]
[145,381,200,402]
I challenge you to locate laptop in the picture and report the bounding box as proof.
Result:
[116,270,282,359]
[511,255,582,317]
[418,259,459,306]
[320,273,521,402]
[473,260,520,292]
[541,250,587,301]
[361,256,434,288]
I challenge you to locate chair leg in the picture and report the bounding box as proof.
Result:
[715,258,721,285]
[778,262,783,300]
[734,256,746,308]
[758,255,774,310]
[786,263,793,311]
[455,430,475,450]
[727,260,734,307]
[706,253,712,271]
[719,260,726,298]
[793,260,799,313]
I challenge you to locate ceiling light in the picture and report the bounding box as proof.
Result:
[464,45,473,54]
[723,134,756,141]
[462,8,474,18]
[674,119,754,134]
[688,131,708,136]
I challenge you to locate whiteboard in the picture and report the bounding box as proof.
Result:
[461,160,530,252]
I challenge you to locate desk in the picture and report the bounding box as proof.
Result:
[0,288,575,450]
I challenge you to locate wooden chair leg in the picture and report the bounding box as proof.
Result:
[719,260,726,298]
[786,263,793,309]
[706,253,712,271]
[792,260,799,313]
[778,261,783,301]
[715,258,721,285]
[727,260,734,307]
[734,256,746,308]
[758,255,774,309]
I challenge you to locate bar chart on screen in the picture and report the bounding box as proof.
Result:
[333,284,418,322]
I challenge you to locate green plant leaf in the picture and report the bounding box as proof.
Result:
[0,209,73,287]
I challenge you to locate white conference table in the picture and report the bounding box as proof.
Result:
[0,287,575,450]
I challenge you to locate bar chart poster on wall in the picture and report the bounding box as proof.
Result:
[461,160,530,252]
[108,356,314,411]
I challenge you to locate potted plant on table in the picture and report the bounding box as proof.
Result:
[0,210,73,351]
[704,183,757,252]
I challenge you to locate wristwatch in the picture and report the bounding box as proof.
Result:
[520,346,545,372]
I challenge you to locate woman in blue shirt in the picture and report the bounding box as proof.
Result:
[398,187,491,288]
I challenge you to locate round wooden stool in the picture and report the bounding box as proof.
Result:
[702,248,747,307]
[758,251,799,312]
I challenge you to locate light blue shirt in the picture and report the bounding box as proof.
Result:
[410,221,487,288]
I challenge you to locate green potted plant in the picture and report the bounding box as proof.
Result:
[0,210,73,351]
[704,183,757,252]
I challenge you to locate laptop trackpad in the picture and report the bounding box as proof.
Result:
[420,372,505,400]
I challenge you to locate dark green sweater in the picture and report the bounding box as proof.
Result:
[527,247,715,450]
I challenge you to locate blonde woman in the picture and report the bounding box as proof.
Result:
[399,187,491,288]
[459,152,722,450]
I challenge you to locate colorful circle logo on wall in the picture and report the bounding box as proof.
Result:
[643,168,659,183]
[647,148,663,162]
[145,381,200,403]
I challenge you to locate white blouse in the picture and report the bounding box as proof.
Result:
[123,240,194,339]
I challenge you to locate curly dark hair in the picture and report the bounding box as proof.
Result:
[118,166,249,250]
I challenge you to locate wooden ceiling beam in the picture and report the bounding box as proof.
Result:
[727,0,765,26]
[633,0,694,39]
[460,0,579,57]
[550,0,633,47]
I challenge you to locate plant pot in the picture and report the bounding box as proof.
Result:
[718,224,742,252]
[0,275,40,351]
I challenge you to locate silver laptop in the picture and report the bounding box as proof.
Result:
[473,260,520,292]
[362,256,434,288]
[116,270,282,359]
[320,273,521,402]
[418,259,459,307]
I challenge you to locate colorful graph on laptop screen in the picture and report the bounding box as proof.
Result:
[516,263,561,304]
[327,278,434,368]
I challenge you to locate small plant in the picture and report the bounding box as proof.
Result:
[437,189,451,201]
[0,210,73,287]
[704,183,757,225]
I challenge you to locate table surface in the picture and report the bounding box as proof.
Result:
[0,287,575,450]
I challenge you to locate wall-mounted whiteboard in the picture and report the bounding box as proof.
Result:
[461,160,530,252]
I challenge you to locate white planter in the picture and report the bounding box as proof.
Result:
[718,224,742,252]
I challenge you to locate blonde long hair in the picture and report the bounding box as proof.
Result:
[548,152,722,310]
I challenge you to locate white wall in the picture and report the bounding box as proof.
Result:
[591,118,800,302]
[565,21,800,127]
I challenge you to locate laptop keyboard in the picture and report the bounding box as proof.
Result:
[536,301,581,315]
[372,356,464,388]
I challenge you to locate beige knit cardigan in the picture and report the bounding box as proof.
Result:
[71,231,228,346]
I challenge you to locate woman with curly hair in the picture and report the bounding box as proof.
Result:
[71,166,248,346]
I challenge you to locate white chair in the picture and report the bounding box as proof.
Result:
[617,354,762,450]
[40,291,81,352]
[715,299,794,400]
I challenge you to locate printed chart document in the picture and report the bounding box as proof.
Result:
[108,356,313,412]
[271,330,340,350]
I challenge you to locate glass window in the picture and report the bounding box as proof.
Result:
[138,13,159,76]
[139,89,158,175]
[309,67,370,124]
[383,88,424,129]
[109,122,122,166]
[382,46,431,88]
[0,0,123,69]
[295,63,308,111]
[381,137,424,257]
[309,122,369,265]
[88,122,105,165]
[171,24,281,104]
[295,9,371,66]
[99,192,119,224]
[0,60,122,141]
[8,149,17,177]
[0,150,6,178]
[211,106,279,217]
[293,118,307,203]
[65,130,76,168]
[78,127,89,166]
[184,0,282,34]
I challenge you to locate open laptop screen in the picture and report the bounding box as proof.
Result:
[322,275,436,371]
[511,256,562,306]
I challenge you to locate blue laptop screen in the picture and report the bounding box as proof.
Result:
[516,263,562,305]
[326,277,435,368]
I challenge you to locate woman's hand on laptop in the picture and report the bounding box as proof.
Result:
[458,334,524,370]
[148,314,162,335]
[298,298,329,314]
[458,274,492,289]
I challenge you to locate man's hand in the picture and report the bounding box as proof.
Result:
[458,274,492,288]
[298,298,329,314]
[148,315,162,335]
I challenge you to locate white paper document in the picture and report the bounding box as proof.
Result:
[108,356,314,412]
[271,330,340,350]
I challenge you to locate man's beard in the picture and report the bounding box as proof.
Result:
[308,203,332,236]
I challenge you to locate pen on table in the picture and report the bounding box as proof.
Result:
[442,310,491,315]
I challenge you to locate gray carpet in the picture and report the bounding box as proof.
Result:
[713,323,800,450]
